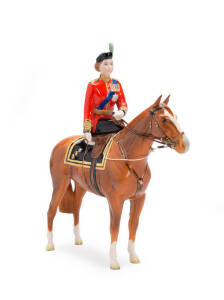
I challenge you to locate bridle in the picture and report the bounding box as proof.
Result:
[121,105,184,149]
[107,105,184,197]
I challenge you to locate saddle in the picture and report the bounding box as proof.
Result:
[64,118,125,170]
[91,117,126,158]
[91,134,113,159]
[91,118,127,158]
[64,134,115,170]
[64,119,125,197]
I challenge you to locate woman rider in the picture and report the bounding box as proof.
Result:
[83,43,128,146]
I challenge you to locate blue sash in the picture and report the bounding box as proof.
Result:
[96,80,118,110]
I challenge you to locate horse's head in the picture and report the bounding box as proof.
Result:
[148,95,190,154]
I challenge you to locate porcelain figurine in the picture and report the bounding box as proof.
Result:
[46,44,190,270]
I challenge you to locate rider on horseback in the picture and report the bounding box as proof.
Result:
[83,43,128,149]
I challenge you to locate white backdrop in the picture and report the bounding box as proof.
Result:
[1,0,224,299]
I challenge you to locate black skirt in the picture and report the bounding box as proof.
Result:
[92,118,123,136]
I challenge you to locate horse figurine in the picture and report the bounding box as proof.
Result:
[46,95,190,269]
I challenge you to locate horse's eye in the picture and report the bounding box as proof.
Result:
[162,119,167,123]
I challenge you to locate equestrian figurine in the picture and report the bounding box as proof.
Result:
[83,43,128,150]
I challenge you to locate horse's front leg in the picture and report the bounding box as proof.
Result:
[128,193,145,263]
[73,182,86,245]
[108,196,124,270]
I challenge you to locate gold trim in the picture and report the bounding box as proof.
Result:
[105,81,110,95]
[64,135,116,170]
[83,119,91,132]
[89,78,98,84]
[93,109,113,115]
[100,74,111,82]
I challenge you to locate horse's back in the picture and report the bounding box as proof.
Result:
[51,135,82,155]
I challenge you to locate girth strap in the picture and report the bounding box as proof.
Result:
[90,158,105,197]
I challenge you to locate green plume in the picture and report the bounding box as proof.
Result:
[109,43,114,53]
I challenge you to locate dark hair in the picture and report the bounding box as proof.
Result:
[94,62,101,72]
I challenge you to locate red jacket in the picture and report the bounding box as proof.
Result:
[83,77,127,133]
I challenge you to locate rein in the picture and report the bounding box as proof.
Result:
[109,105,183,160]
[119,106,180,149]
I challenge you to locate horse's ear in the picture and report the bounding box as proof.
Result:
[163,94,170,105]
[152,95,162,108]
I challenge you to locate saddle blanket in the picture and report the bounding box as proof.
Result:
[64,135,114,170]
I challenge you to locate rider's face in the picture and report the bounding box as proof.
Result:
[99,59,113,77]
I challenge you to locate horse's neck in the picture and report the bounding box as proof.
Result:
[118,115,153,157]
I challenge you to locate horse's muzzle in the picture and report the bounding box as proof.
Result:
[183,134,190,153]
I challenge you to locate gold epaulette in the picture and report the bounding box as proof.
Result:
[83,119,92,132]
[89,78,99,84]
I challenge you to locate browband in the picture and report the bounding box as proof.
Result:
[150,105,166,116]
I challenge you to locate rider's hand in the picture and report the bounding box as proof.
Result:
[112,94,118,102]
[84,132,95,145]
[113,110,124,121]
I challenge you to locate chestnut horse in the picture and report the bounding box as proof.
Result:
[46,95,190,269]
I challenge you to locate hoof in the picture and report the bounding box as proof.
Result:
[46,244,55,251]
[110,263,120,270]
[130,257,140,264]
[75,240,83,245]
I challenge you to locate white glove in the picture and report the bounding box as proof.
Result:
[113,110,124,121]
[112,94,118,102]
[84,132,95,145]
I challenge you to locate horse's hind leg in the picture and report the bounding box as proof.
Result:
[128,193,145,263]
[46,177,70,251]
[73,182,86,245]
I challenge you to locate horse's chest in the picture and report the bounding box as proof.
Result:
[113,165,151,197]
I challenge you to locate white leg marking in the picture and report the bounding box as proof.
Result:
[71,180,75,192]
[128,240,140,263]
[46,231,55,251]
[73,225,83,245]
[110,242,120,269]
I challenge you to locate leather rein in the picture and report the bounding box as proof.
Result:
[120,105,183,149]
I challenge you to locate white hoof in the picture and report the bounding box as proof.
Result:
[46,244,55,251]
[128,240,140,264]
[74,239,83,245]
[130,256,140,264]
[73,225,83,245]
[110,263,120,270]
[46,231,54,251]
[110,242,120,269]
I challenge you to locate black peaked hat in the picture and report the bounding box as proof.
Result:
[96,43,114,63]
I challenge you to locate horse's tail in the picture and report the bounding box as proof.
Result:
[59,180,75,214]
